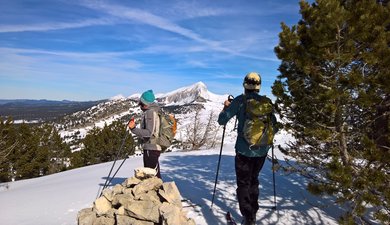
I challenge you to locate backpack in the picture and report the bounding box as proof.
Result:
[242,95,275,149]
[156,111,177,148]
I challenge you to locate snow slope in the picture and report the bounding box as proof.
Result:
[0,131,343,225]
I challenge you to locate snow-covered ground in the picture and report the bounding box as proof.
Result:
[0,82,345,224]
[0,131,343,225]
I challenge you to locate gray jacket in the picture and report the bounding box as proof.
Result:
[131,103,162,151]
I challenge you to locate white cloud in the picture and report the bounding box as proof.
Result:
[0,47,143,67]
[82,2,215,43]
[80,1,278,62]
[0,1,280,62]
[167,1,236,19]
[0,18,117,33]
[186,60,209,68]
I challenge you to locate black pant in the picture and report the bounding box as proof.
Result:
[143,150,161,178]
[235,153,266,220]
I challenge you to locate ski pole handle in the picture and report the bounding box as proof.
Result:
[223,95,234,111]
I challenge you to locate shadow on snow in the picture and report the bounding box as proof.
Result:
[160,153,343,225]
[98,152,344,225]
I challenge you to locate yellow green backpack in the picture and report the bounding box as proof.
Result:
[242,96,275,149]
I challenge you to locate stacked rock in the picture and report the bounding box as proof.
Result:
[78,168,196,225]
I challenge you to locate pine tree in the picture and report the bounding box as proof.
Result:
[13,123,46,179]
[272,0,389,223]
[1,119,72,181]
[76,120,134,167]
[80,126,101,165]
[0,117,17,182]
[37,124,71,174]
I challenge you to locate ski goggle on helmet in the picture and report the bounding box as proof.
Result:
[243,72,261,91]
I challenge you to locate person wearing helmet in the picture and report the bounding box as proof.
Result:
[218,72,277,225]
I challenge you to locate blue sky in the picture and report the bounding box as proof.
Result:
[0,0,302,101]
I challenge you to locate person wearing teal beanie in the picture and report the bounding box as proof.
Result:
[128,89,162,178]
[140,89,155,106]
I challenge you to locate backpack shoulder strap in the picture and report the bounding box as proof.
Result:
[241,94,247,115]
[151,109,160,138]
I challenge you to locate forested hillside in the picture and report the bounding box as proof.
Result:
[0,99,104,121]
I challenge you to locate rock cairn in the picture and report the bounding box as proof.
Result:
[78,168,196,225]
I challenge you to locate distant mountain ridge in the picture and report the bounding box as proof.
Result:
[0,99,102,104]
[59,82,227,129]
[0,99,74,105]
[0,99,106,122]
[55,82,229,151]
[0,82,228,123]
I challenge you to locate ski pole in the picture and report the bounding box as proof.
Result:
[271,144,277,210]
[211,95,233,209]
[104,146,133,188]
[98,126,130,198]
[105,158,127,188]
[211,124,226,209]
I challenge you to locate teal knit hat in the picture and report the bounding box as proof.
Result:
[140,89,155,105]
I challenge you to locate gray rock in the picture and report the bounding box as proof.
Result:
[132,177,163,197]
[77,176,194,225]
[112,184,124,194]
[112,194,134,208]
[134,167,157,180]
[102,188,114,202]
[159,182,182,208]
[116,215,154,225]
[77,208,96,225]
[122,177,141,188]
[123,187,134,196]
[123,200,161,223]
[105,208,116,219]
[159,202,188,225]
[117,206,126,216]
[92,216,115,225]
[159,202,196,225]
[94,196,112,216]
[136,191,161,204]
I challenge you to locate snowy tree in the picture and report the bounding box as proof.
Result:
[184,109,219,150]
[272,0,389,223]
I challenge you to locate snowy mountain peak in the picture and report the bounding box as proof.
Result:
[192,81,207,89]
[128,93,141,99]
[157,81,212,105]
[109,94,125,101]
[126,82,226,105]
